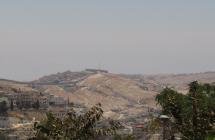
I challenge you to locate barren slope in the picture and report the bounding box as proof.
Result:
[68,73,157,113]
[124,72,215,92]
[144,72,215,91]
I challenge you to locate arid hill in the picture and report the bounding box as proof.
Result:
[124,71,215,93]
[31,71,158,118]
[1,70,215,119]
[68,73,157,110]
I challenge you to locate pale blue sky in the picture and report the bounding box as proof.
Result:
[0,0,215,81]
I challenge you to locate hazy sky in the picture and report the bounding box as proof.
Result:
[0,0,215,81]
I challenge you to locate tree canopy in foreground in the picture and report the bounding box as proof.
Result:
[29,103,122,140]
[156,81,215,140]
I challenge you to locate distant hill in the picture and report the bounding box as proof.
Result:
[123,71,215,93]
[31,71,158,118]
[0,79,37,94]
[68,73,157,111]
[1,70,215,120]
[32,70,92,85]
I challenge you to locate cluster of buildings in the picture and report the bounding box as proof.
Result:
[0,91,72,139]
[2,91,68,110]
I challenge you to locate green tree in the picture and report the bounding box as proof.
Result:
[156,81,215,140]
[142,116,161,134]
[29,103,122,140]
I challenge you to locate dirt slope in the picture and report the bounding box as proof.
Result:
[68,73,157,112]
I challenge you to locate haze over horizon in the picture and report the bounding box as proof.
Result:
[1,0,215,81]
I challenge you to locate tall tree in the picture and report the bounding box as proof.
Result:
[156,81,215,140]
